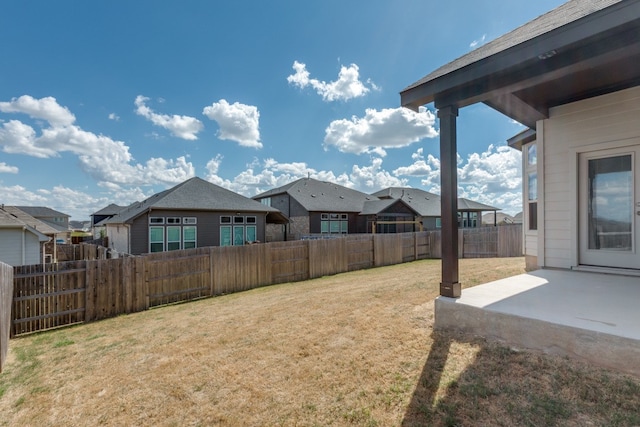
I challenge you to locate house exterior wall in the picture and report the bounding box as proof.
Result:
[106,224,130,254]
[0,229,41,266]
[421,217,438,230]
[532,86,640,269]
[289,216,310,239]
[265,223,285,242]
[127,210,269,255]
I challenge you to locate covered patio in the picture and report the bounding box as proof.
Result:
[435,269,640,376]
[400,0,640,375]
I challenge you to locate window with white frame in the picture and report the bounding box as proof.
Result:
[320,213,348,234]
[148,215,198,252]
[220,215,259,246]
[220,226,232,246]
[149,227,164,252]
[246,226,257,243]
[233,226,245,245]
[183,226,196,249]
[167,226,181,251]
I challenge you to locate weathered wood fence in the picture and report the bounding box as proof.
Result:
[54,243,112,262]
[1,261,13,372]
[11,226,521,337]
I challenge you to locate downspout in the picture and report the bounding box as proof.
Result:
[126,224,131,254]
[22,226,26,265]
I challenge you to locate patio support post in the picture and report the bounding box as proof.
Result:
[438,105,461,297]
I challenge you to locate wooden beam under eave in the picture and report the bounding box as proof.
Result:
[484,94,548,129]
[437,105,461,298]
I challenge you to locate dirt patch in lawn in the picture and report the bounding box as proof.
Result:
[1,258,638,426]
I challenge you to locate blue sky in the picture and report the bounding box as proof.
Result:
[0,1,565,220]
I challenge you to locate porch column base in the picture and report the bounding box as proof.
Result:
[440,282,461,298]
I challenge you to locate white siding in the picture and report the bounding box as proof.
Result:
[541,86,640,268]
[0,229,41,266]
[106,224,130,254]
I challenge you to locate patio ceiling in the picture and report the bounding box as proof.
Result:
[400,0,640,132]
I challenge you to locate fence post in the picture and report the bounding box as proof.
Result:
[0,262,13,373]
[208,247,214,297]
[85,260,95,322]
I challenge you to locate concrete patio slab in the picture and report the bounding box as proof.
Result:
[434,268,640,376]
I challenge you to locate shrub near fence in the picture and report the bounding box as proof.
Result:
[1,261,14,372]
[10,226,521,337]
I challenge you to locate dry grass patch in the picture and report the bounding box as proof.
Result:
[1,257,638,426]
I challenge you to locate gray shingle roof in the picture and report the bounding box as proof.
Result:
[14,206,70,219]
[360,199,419,216]
[458,198,501,211]
[371,187,500,216]
[371,187,441,216]
[0,206,60,235]
[254,178,378,212]
[91,203,127,216]
[403,0,622,92]
[105,177,285,224]
[0,210,50,241]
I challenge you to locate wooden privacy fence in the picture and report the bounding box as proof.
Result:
[10,226,521,337]
[1,262,13,372]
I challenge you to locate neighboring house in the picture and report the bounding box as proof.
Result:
[91,203,126,227]
[1,206,64,262]
[253,178,421,240]
[0,209,50,266]
[401,0,640,295]
[13,206,71,244]
[102,177,288,255]
[482,212,514,226]
[91,203,128,239]
[372,187,499,229]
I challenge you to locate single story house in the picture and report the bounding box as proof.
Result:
[13,206,71,244]
[372,187,499,229]
[102,177,288,255]
[0,207,50,266]
[1,206,66,263]
[253,178,424,239]
[253,178,501,239]
[482,212,515,226]
[400,0,640,292]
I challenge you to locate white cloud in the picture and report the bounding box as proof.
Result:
[0,95,75,127]
[134,95,203,140]
[470,34,487,49]
[204,155,403,197]
[0,162,18,173]
[202,99,262,148]
[0,120,56,158]
[351,157,407,190]
[324,106,438,155]
[0,95,196,188]
[0,184,49,205]
[409,144,523,214]
[287,61,374,102]
[108,113,120,121]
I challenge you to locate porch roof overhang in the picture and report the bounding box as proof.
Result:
[400,0,640,133]
[399,0,640,298]
[266,211,289,225]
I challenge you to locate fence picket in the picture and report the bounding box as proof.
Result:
[8,226,521,336]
